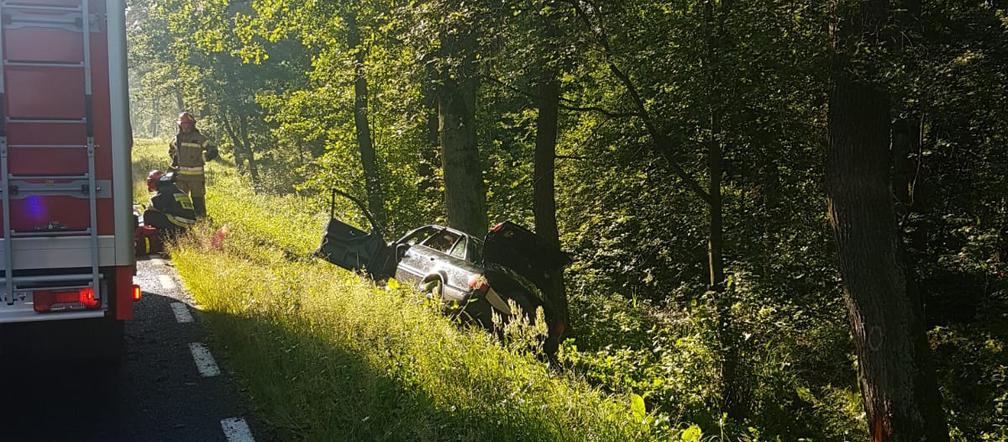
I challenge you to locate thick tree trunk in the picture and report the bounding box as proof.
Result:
[828,2,949,439]
[827,74,948,442]
[534,67,569,353]
[438,26,487,236]
[346,11,388,229]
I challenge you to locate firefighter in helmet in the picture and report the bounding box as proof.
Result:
[169,112,218,218]
[143,170,197,237]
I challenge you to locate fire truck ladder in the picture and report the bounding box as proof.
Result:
[0,0,102,306]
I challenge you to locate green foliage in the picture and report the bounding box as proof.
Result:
[127,0,1008,438]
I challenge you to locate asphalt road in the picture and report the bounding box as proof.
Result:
[0,258,257,442]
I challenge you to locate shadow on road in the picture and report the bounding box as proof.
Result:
[0,291,241,442]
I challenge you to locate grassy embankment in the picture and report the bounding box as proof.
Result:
[131,139,664,441]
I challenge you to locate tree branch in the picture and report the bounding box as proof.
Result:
[485,76,633,118]
[564,0,711,205]
[555,154,588,160]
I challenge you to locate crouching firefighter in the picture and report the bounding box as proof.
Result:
[143,170,197,238]
[169,112,218,218]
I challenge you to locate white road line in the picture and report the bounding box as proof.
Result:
[158,274,177,291]
[189,343,221,377]
[221,417,255,442]
[170,302,194,323]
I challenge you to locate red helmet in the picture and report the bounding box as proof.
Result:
[177,112,197,126]
[147,170,164,191]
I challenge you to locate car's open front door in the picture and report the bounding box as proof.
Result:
[314,189,393,279]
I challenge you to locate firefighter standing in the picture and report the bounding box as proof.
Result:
[169,112,218,218]
[143,170,197,237]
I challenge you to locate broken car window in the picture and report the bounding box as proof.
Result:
[424,230,461,253]
[449,237,467,260]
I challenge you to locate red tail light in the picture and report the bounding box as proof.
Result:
[132,285,143,301]
[34,287,100,312]
[468,275,490,294]
[490,223,505,233]
[79,287,99,308]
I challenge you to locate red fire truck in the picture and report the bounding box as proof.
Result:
[0,0,137,356]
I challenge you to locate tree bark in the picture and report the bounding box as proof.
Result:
[534,60,569,353]
[828,2,949,440]
[220,110,247,174]
[346,11,388,229]
[438,23,487,236]
[150,95,160,138]
[703,0,743,418]
[236,113,260,185]
[707,111,741,418]
[174,89,185,113]
[891,117,920,209]
[418,61,442,202]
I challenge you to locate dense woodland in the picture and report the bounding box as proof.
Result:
[127,0,1008,439]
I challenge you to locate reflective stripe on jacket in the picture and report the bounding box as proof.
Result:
[150,181,197,227]
[169,131,211,168]
[176,165,205,176]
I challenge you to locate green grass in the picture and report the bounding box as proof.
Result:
[131,139,661,441]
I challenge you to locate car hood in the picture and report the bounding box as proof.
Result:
[482,221,572,290]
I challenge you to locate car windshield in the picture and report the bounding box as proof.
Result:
[399,226,439,246]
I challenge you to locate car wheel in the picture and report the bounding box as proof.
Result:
[422,278,444,302]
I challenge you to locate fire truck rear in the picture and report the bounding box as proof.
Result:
[0,0,136,356]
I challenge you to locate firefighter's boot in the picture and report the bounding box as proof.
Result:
[193,196,207,219]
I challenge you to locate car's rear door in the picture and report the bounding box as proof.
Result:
[437,235,482,302]
[393,226,442,286]
[395,229,476,299]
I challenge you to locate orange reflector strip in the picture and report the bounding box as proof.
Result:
[132,285,142,301]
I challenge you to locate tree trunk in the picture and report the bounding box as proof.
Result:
[891,117,920,209]
[236,113,260,185]
[704,0,743,419]
[438,24,487,236]
[534,63,569,353]
[708,112,741,418]
[828,2,949,439]
[220,112,247,174]
[174,89,185,113]
[419,81,441,200]
[346,11,388,229]
[150,95,160,138]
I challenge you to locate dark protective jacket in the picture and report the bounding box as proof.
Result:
[150,179,197,227]
[169,130,218,172]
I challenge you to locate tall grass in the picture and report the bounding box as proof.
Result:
[132,140,661,441]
